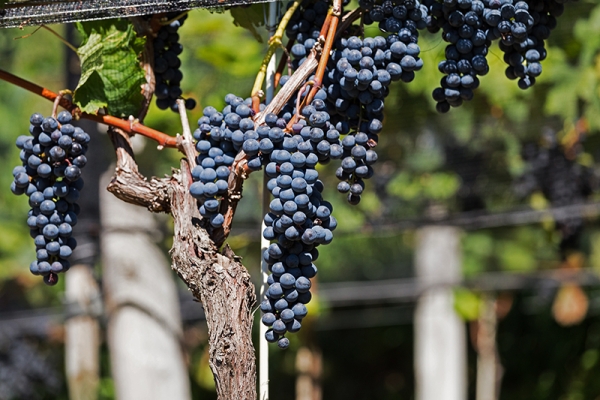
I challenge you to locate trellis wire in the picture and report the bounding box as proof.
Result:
[259,1,278,399]
[0,0,280,28]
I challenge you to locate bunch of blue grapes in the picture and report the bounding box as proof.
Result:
[424,0,493,111]
[499,0,574,90]
[10,111,87,285]
[323,0,428,200]
[260,106,338,349]
[326,34,411,203]
[153,12,196,112]
[190,94,266,227]
[424,0,575,110]
[323,0,428,203]
[515,130,593,254]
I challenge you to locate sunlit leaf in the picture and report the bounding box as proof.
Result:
[74,19,146,117]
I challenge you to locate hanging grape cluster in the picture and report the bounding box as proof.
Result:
[153,12,196,112]
[11,111,87,285]
[515,130,595,254]
[421,0,576,111]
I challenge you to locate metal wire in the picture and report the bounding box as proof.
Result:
[0,0,281,29]
[258,3,278,399]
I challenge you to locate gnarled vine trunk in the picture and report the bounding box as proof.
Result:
[105,128,257,400]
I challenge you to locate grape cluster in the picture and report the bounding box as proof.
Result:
[323,0,428,200]
[324,1,427,202]
[260,106,340,349]
[425,0,491,111]
[11,112,87,285]
[153,12,196,112]
[190,94,267,228]
[423,0,575,110]
[499,0,571,90]
[327,33,410,203]
[515,131,593,253]
[0,336,62,399]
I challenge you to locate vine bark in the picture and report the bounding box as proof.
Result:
[105,128,257,400]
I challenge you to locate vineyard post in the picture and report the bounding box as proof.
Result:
[414,226,466,400]
[62,27,103,400]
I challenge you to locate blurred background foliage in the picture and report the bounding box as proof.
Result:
[0,0,600,398]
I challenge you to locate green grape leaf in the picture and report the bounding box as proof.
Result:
[74,19,146,117]
[0,0,7,9]
[453,288,481,321]
[229,4,265,42]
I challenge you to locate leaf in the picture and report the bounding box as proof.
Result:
[74,19,146,117]
[386,171,421,200]
[453,288,481,321]
[422,172,461,200]
[497,241,536,272]
[230,4,265,43]
[73,70,108,114]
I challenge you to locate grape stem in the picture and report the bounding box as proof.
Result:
[51,92,64,119]
[274,38,295,88]
[305,0,342,104]
[336,7,363,40]
[213,151,250,248]
[291,80,314,123]
[0,68,180,148]
[250,0,302,106]
[254,49,320,126]
[176,98,198,170]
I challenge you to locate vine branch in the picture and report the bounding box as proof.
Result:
[306,0,342,104]
[176,98,198,170]
[336,7,363,40]
[274,38,295,88]
[250,0,302,105]
[0,68,180,149]
[254,50,320,126]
